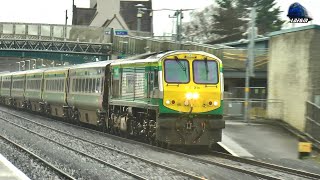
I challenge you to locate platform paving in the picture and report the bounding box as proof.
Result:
[0,154,30,180]
[222,121,299,159]
[220,121,320,174]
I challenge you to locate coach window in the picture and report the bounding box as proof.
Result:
[75,79,78,92]
[88,78,92,93]
[81,78,84,93]
[72,79,75,92]
[101,77,104,93]
[92,78,96,93]
[57,79,59,91]
[96,78,100,93]
[77,78,80,92]
[60,79,62,91]
[86,78,89,93]
[77,79,80,92]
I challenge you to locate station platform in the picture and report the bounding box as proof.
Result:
[220,121,300,159]
[0,154,30,180]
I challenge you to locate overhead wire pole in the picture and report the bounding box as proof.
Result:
[64,10,68,40]
[244,7,256,124]
[168,9,193,50]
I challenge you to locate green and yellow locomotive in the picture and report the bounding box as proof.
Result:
[0,51,225,148]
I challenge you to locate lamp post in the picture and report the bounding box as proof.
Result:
[169,9,194,49]
[240,7,257,124]
[135,4,145,36]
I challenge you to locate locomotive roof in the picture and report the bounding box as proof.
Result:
[10,71,27,76]
[3,51,222,75]
[68,60,118,70]
[22,68,48,75]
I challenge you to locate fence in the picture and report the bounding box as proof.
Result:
[305,101,320,142]
[0,22,110,43]
[113,35,268,71]
[223,98,284,121]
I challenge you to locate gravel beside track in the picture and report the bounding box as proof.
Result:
[0,107,260,180]
[0,119,135,180]
[0,136,73,180]
[4,106,319,179]
[0,117,198,179]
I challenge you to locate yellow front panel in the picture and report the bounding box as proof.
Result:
[162,53,222,113]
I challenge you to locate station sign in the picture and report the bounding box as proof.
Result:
[115,29,128,36]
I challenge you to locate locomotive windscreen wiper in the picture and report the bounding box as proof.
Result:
[204,57,209,80]
[174,56,187,76]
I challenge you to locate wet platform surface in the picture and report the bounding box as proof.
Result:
[0,154,29,180]
[221,121,299,159]
[220,121,320,173]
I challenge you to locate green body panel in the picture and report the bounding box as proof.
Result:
[68,93,101,110]
[26,74,42,78]
[44,74,66,78]
[43,92,65,105]
[25,90,42,101]
[12,75,25,80]
[110,63,160,107]
[112,63,158,69]
[158,99,224,115]
[1,89,10,97]
[11,89,24,98]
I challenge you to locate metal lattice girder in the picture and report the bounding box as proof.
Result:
[0,38,112,56]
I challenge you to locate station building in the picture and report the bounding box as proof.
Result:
[72,0,152,35]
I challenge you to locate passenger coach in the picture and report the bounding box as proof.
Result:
[0,51,225,148]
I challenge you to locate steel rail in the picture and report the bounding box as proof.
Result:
[1,107,319,179]
[0,116,202,180]
[210,151,320,180]
[0,117,147,180]
[3,112,203,180]
[0,134,76,180]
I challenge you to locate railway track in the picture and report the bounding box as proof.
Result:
[0,134,76,180]
[1,107,320,180]
[0,111,205,180]
[210,151,320,179]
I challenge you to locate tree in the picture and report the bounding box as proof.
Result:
[183,0,284,44]
[209,0,245,43]
[182,5,217,42]
[236,0,284,34]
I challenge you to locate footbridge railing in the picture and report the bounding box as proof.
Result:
[0,22,112,58]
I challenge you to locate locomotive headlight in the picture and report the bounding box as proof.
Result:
[165,100,171,105]
[185,92,199,100]
[192,93,199,99]
[213,101,219,106]
[186,92,193,100]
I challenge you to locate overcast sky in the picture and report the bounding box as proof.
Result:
[0,0,318,36]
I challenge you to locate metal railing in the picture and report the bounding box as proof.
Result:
[0,22,110,43]
[306,101,320,142]
[113,35,268,70]
[223,98,284,121]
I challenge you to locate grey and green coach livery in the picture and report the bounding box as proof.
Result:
[0,51,225,148]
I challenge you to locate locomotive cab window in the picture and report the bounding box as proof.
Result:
[164,59,190,83]
[193,60,218,84]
